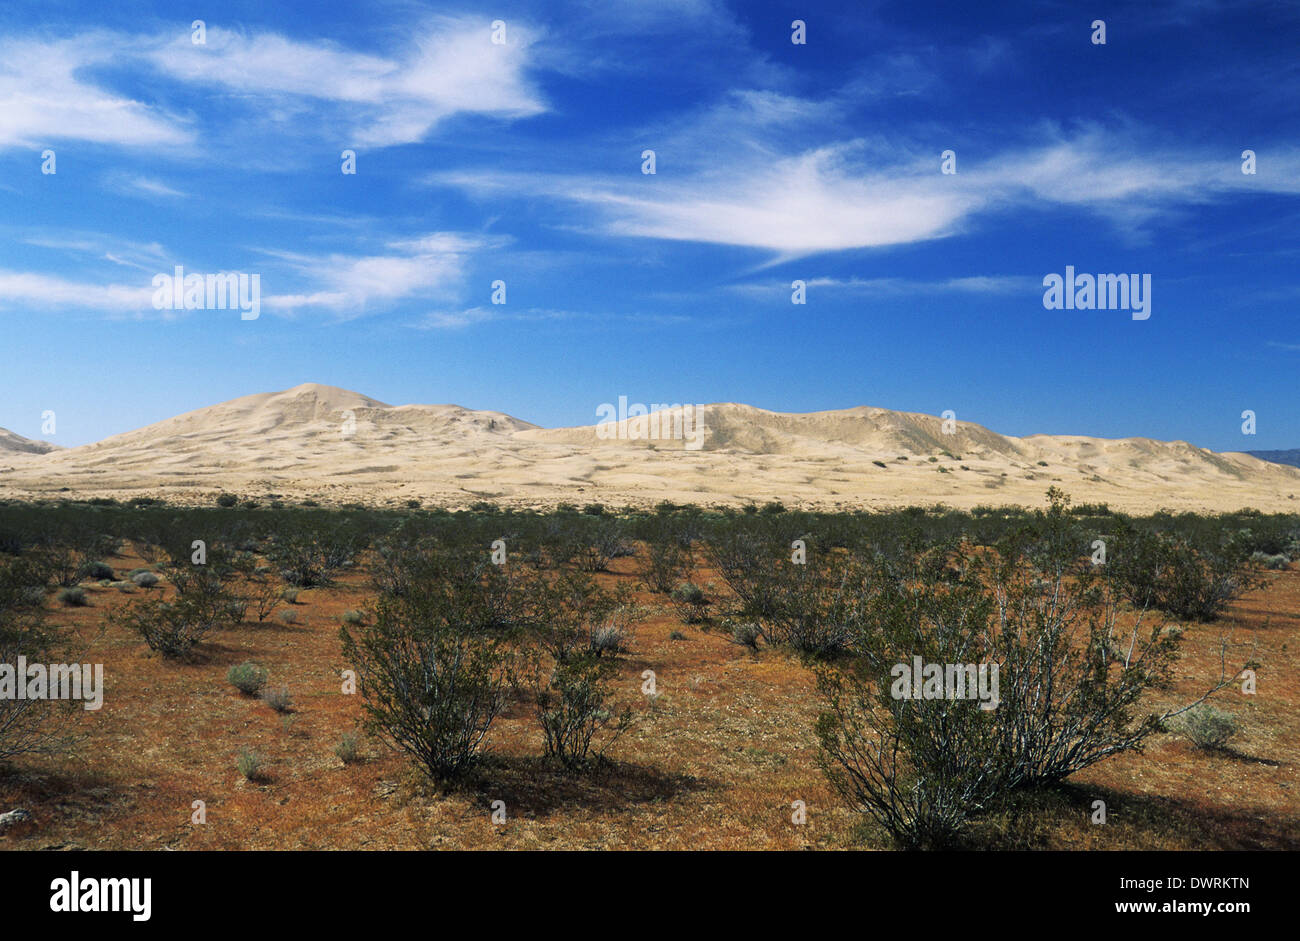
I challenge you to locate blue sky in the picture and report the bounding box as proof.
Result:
[1,0,1299,449]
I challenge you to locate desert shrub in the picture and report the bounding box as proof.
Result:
[281,588,299,604]
[1178,703,1240,750]
[1110,525,1267,622]
[816,501,1253,846]
[341,609,365,625]
[638,531,693,594]
[261,685,293,713]
[527,569,639,662]
[110,580,135,593]
[225,599,248,623]
[542,517,631,573]
[575,529,633,573]
[117,596,226,658]
[277,608,297,625]
[268,520,367,587]
[669,630,686,640]
[814,551,1006,848]
[730,620,761,649]
[536,653,630,769]
[706,529,788,620]
[236,747,267,781]
[240,574,282,622]
[130,571,159,588]
[0,556,78,760]
[78,561,114,581]
[670,581,710,624]
[752,551,871,658]
[523,569,642,769]
[1250,551,1290,570]
[227,661,269,695]
[216,494,238,508]
[370,538,530,637]
[341,586,513,781]
[587,623,623,656]
[32,524,117,588]
[56,587,87,607]
[335,730,362,764]
[115,560,240,658]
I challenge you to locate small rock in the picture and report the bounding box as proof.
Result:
[0,809,34,830]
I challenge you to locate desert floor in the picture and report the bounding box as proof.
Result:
[1,544,1296,851]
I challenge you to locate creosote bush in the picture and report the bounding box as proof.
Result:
[114,547,241,658]
[1109,524,1267,622]
[0,555,78,760]
[638,528,693,594]
[815,492,1253,848]
[537,652,631,768]
[341,556,514,781]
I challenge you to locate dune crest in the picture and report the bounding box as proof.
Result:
[0,427,60,456]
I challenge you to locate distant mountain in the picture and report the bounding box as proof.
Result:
[1,383,1297,513]
[1247,449,1300,469]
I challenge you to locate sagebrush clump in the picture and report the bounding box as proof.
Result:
[1177,703,1240,750]
[227,661,269,695]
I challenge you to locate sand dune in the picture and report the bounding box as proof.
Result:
[0,382,1295,513]
[0,427,60,455]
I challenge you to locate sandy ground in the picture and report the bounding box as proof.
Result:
[1,544,1295,851]
[1,383,1296,513]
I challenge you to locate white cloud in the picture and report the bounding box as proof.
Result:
[0,269,154,313]
[261,232,502,318]
[804,275,1039,295]
[433,96,1300,258]
[121,175,187,199]
[0,36,192,149]
[417,307,497,329]
[146,18,546,147]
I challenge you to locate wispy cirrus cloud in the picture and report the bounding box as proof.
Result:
[0,35,193,149]
[260,233,506,319]
[111,174,188,200]
[0,269,154,313]
[0,17,546,154]
[145,17,547,147]
[431,89,1300,259]
[730,275,1040,298]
